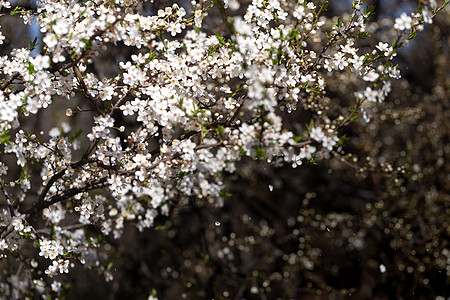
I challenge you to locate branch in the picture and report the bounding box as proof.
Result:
[0,186,15,217]
[24,138,97,218]
[0,177,108,239]
[0,72,20,91]
[72,64,101,115]
[58,16,124,72]
[24,177,108,218]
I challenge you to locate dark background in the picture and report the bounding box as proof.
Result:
[0,0,448,299]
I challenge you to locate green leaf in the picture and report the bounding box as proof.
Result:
[26,62,36,74]
[29,36,40,51]
[201,126,209,136]
[408,31,417,40]
[349,114,359,122]
[69,129,83,143]
[239,147,247,156]
[10,6,25,16]
[293,135,302,142]
[306,119,315,132]
[255,146,267,159]
[392,39,399,48]
[308,154,318,165]
[337,134,350,146]
[176,171,190,179]
[216,125,224,134]
[147,51,156,62]
[357,32,369,39]
[106,262,113,271]
[215,32,226,46]
[150,289,158,297]
[0,134,11,145]
[104,101,111,112]
[365,5,376,18]
[155,225,167,231]
[220,190,232,198]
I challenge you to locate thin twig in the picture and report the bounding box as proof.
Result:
[0,186,15,217]
[0,72,20,91]
[72,64,101,115]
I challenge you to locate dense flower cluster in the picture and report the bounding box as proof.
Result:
[0,0,447,297]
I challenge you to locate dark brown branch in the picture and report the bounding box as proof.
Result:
[34,157,90,207]
[59,16,124,72]
[25,177,108,219]
[0,72,20,91]
[23,138,98,217]
[0,186,15,217]
[72,64,101,115]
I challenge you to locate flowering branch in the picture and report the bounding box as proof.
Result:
[0,0,447,297]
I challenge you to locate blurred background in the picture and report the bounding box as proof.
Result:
[0,0,449,299]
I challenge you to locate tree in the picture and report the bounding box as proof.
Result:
[0,0,448,298]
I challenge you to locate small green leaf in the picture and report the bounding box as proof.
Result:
[147,51,156,62]
[10,6,25,16]
[150,289,158,297]
[349,114,359,122]
[0,134,11,145]
[239,147,247,156]
[106,262,113,271]
[306,119,315,132]
[29,36,39,51]
[365,5,376,18]
[255,146,267,159]
[216,125,224,134]
[220,190,232,198]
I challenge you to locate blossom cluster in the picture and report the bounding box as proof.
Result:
[0,0,446,297]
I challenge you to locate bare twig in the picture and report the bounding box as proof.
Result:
[0,186,15,217]
[24,177,108,219]
[0,72,20,91]
[72,64,101,115]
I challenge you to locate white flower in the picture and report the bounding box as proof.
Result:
[299,145,316,160]
[248,82,264,99]
[422,8,432,24]
[307,3,316,10]
[333,52,348,70]
[310,127,324,142]
[376,42,389,53]
[363,70,379,82]
[364,87,379,102]
[394,13,412,31]
[51,281,62,292]
[12,217,24,231]
[293,6,305,19]
[53,20,70,35]
[43,33,58,49]
[0,0,10,8]
[0,162,7,176]
[0,239,7,250]
[349,55,364,72]
[322,135,338,151]
[31,55,50,71]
